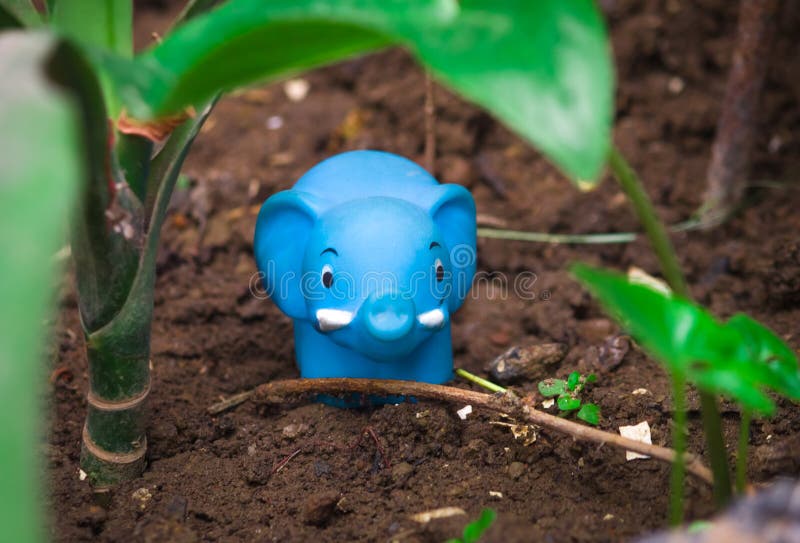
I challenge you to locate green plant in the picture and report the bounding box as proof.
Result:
[0,0,614,537]
[538,371,600,426]
[573,264,800,522]
[446,509,497,543]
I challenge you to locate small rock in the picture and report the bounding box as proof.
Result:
[336,495,353,514]
[584,335,630,372]
[132,487,153,510]
[302,490,340,526]
[667,76,685,94]
[137,518,198,543]
[619,421,652,461]
[77,505,107,530]
[165,495,188,521]
[314,460,331,477]
[391,462,415,486]
[489,330,511,346]
[266,115,283,130]
[282,422,310,440]
[283,78,310,102]
[489,343,568,384]
[213,416,236,439]
[202,214,233,248]
[242,457,271,485]
[508,461,526,480]
[577,318,614,343]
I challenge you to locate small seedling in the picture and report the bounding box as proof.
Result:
[446,509,497,543]
[538,371,600,426]
[573,263,800,522]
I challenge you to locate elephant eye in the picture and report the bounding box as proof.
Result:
[434,258,444,282]
[321,264,334,288]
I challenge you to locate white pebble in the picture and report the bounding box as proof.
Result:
[456,405,473,420]
[619,421,652,461]
[283,78,310,102]
[266,115,283,130]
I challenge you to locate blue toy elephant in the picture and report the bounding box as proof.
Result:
[253,150,476,388]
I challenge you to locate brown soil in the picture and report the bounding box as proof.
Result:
[47,1,800,541]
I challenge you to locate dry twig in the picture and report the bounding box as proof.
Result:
[423,73,436,174]
[208,377,713,485]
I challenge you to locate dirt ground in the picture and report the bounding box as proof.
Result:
[47,1,800,541]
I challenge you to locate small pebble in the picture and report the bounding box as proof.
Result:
[283,78,310,102]
[132,487,153,510]
[619,421,652,461]
[508,461,526,480]
[667,76,685,94]
[456,405,473,420]
[282,422,310,440]
[302,490,340,526]
[314,460,331,477]
[266,115,283,130]
[391,462,415,485]
[489,343,568,384]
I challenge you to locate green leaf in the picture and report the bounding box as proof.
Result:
[585,373,597,384]
[51,0,132,115]
[567,371,581,391]
[462,508,497,543]
[47,28,141,333]
[538,378,567,397]
[725,313,800,400]
[577,403,600,425]
[51,0,132,56]
[572,263,800,415]
[0,30,85,543]
[0,0,41,27]
[97,0,612,181]
[557,395,581,411]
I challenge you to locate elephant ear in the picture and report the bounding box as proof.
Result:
[422,184,477,312]
[254,190,325,319]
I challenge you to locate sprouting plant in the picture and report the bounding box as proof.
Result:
[446,509,497,543]
[538,371,600,426]
[573,263,800,522]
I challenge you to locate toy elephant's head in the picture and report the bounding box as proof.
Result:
[254,151,476,362]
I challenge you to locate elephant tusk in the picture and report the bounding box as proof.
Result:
[418,308,445,329]
[316,309,354,332]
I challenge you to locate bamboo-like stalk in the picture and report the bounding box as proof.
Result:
[78,99,215,486]
[79,299,152,486]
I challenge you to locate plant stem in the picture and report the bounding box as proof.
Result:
[478,227,636,245]
[608,146,733,506]
[700,393,732,506]
[424,72,436,174]
[669,374,687,526]
[455,368,506,393]
[736,410,751,494]
[607,147,688,298]
[207,377,714,485]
